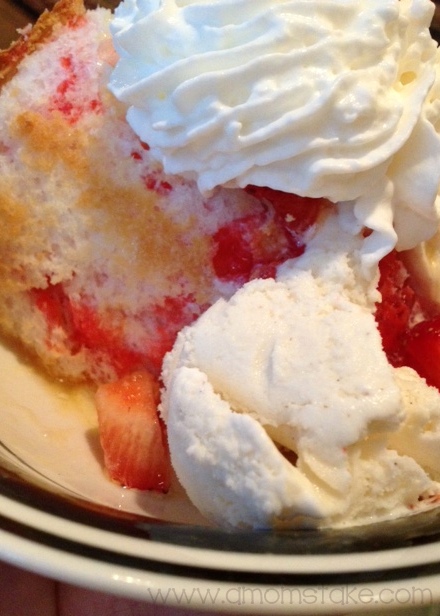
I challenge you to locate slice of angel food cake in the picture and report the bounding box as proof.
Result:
[2,0,440,529]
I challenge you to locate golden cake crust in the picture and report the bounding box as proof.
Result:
[0,0,86,90]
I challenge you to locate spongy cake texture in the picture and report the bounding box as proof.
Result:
[0,0,300,383]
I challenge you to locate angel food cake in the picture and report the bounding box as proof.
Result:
[2,0,440,528]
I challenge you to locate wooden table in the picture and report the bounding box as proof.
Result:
[0,0,35,49]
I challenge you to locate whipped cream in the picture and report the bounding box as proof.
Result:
[110,0,440,263]
[161,213,440,528]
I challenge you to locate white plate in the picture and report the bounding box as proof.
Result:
[1,341,440,614]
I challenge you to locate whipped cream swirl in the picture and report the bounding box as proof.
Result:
[110,0,440,263]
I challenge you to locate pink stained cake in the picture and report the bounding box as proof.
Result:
[2,0,440,518]
[0,0,330,491]
[0,0,324,384]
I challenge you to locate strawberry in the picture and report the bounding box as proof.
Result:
[404,316,440,391]
[211,188,327,285]
[95,370,171,491]
[245,185,328,254]
[212,217,256,282]
[375,251,417,366]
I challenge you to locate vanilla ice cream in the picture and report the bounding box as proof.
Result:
[110,0,440,264]
[161,212,440,529]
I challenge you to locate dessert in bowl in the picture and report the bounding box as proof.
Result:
[1,0,440,535]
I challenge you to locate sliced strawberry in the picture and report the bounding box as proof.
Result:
[212,217,255,282]
[211,197,319,285]
[375,251,417,366]
[404,316,440,390]
[95,370,171,491]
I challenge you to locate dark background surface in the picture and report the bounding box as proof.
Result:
[2,0,440,50]
[0,0,118,49]
[0,0,34,48]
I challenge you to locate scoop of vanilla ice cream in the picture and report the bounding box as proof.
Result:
[109,0,440,264]
[161,213,440,528]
